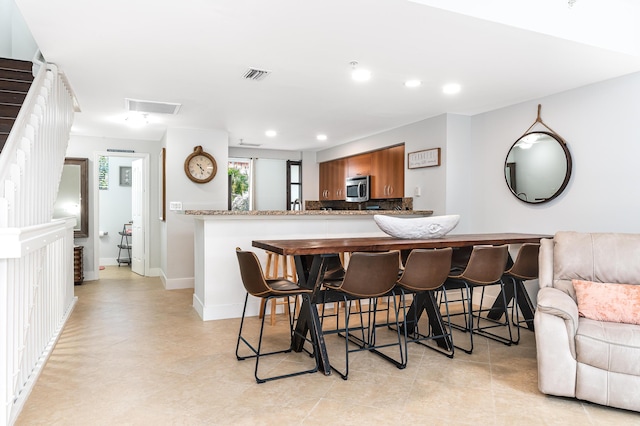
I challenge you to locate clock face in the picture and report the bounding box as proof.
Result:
[184,147,217,183]
[188,155,215,180]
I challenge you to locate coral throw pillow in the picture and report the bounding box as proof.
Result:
[572,279,640,325]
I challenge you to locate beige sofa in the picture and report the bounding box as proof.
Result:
[535,231,640,412]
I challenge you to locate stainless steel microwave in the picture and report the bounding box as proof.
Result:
[345,175,370,202]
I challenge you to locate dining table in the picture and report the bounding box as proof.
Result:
[252,232,551,375]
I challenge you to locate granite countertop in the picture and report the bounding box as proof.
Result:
[184,209,433,216]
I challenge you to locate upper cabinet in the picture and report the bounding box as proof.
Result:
[347,153,371,177]
[319,144,404,201]
[371,145,404,199]
[319,158,346,200]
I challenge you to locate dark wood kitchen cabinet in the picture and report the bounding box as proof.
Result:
[370,144,404,199]
[347,153,371,177]
[319,158,346,200]
[319,144,404,201]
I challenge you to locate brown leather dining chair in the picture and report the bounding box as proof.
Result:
[396,247,454,358]
[235,248,319,383]
[443,244,510,354]
[502,243,540,338]
[320,251,404,380]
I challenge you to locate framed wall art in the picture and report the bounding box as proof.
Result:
[119,166,132,186]
[408,148,441,169]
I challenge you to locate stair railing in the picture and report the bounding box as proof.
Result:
[0,57,76,426]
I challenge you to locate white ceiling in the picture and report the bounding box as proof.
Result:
[14,0,640,151]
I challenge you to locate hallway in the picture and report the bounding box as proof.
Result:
[16,267,639,425]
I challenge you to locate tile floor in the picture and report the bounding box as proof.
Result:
[16,267,639,425]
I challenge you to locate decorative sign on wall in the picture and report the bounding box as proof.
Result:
[408,148,441,169]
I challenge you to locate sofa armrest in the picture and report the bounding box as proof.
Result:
[534,287,579,398]
[536,287,579,337]
[538,237,554,288]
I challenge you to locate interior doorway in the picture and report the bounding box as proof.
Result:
[93,151,150,278]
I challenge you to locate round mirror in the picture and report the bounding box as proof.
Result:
[504,131,572,204]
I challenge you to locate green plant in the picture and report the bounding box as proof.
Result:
[228,167,249,196]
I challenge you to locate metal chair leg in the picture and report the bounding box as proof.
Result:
[236,293,318,383]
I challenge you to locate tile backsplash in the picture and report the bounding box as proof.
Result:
[305,197,413,211]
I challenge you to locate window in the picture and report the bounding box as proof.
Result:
[228,158,252,211]
[287,160,302,211]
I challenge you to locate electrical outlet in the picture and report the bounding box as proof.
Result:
[414,186,421,197]
[169,201,183,211]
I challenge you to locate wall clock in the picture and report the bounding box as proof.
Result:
[184,146,217,183]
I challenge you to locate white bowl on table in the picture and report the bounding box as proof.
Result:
[373,214,460,239]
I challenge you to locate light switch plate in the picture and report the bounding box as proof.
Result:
[414,186,421,197]
[169,201,183,211]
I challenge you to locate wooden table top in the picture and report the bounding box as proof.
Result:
[252,233,551,256]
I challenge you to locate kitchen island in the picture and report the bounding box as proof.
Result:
[186,209,432,320]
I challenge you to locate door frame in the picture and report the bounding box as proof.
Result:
[92,151,150,276]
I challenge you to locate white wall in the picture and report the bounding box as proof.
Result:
[228,147,301,161]
[0,0,11,56]
[98,156,134,264]
[163,127,228,289]
[0,0,37,60]
[445,114,473,233]
[467,71,640,235]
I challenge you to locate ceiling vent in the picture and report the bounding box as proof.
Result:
[239,139,261,147]
[242,67,271,81]
[125,98,182,115]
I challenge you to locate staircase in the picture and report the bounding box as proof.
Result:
[0,58,34,152]
[0,56,76,426]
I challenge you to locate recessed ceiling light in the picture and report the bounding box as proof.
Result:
[265,130,277,137]
[316,134,328,141]
[404,79,422,88]
[350,61,371,82]
[125,112,149,127]
[352,69,371,82]
[442,83,461,95]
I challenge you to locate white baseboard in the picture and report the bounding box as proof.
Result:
[193,293,259,321]
[161,272,193,290]
[193,293,247,321]
[99,258,118,266]
[83,270,99,281]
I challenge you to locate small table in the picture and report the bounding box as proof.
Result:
[253,233,550,375]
